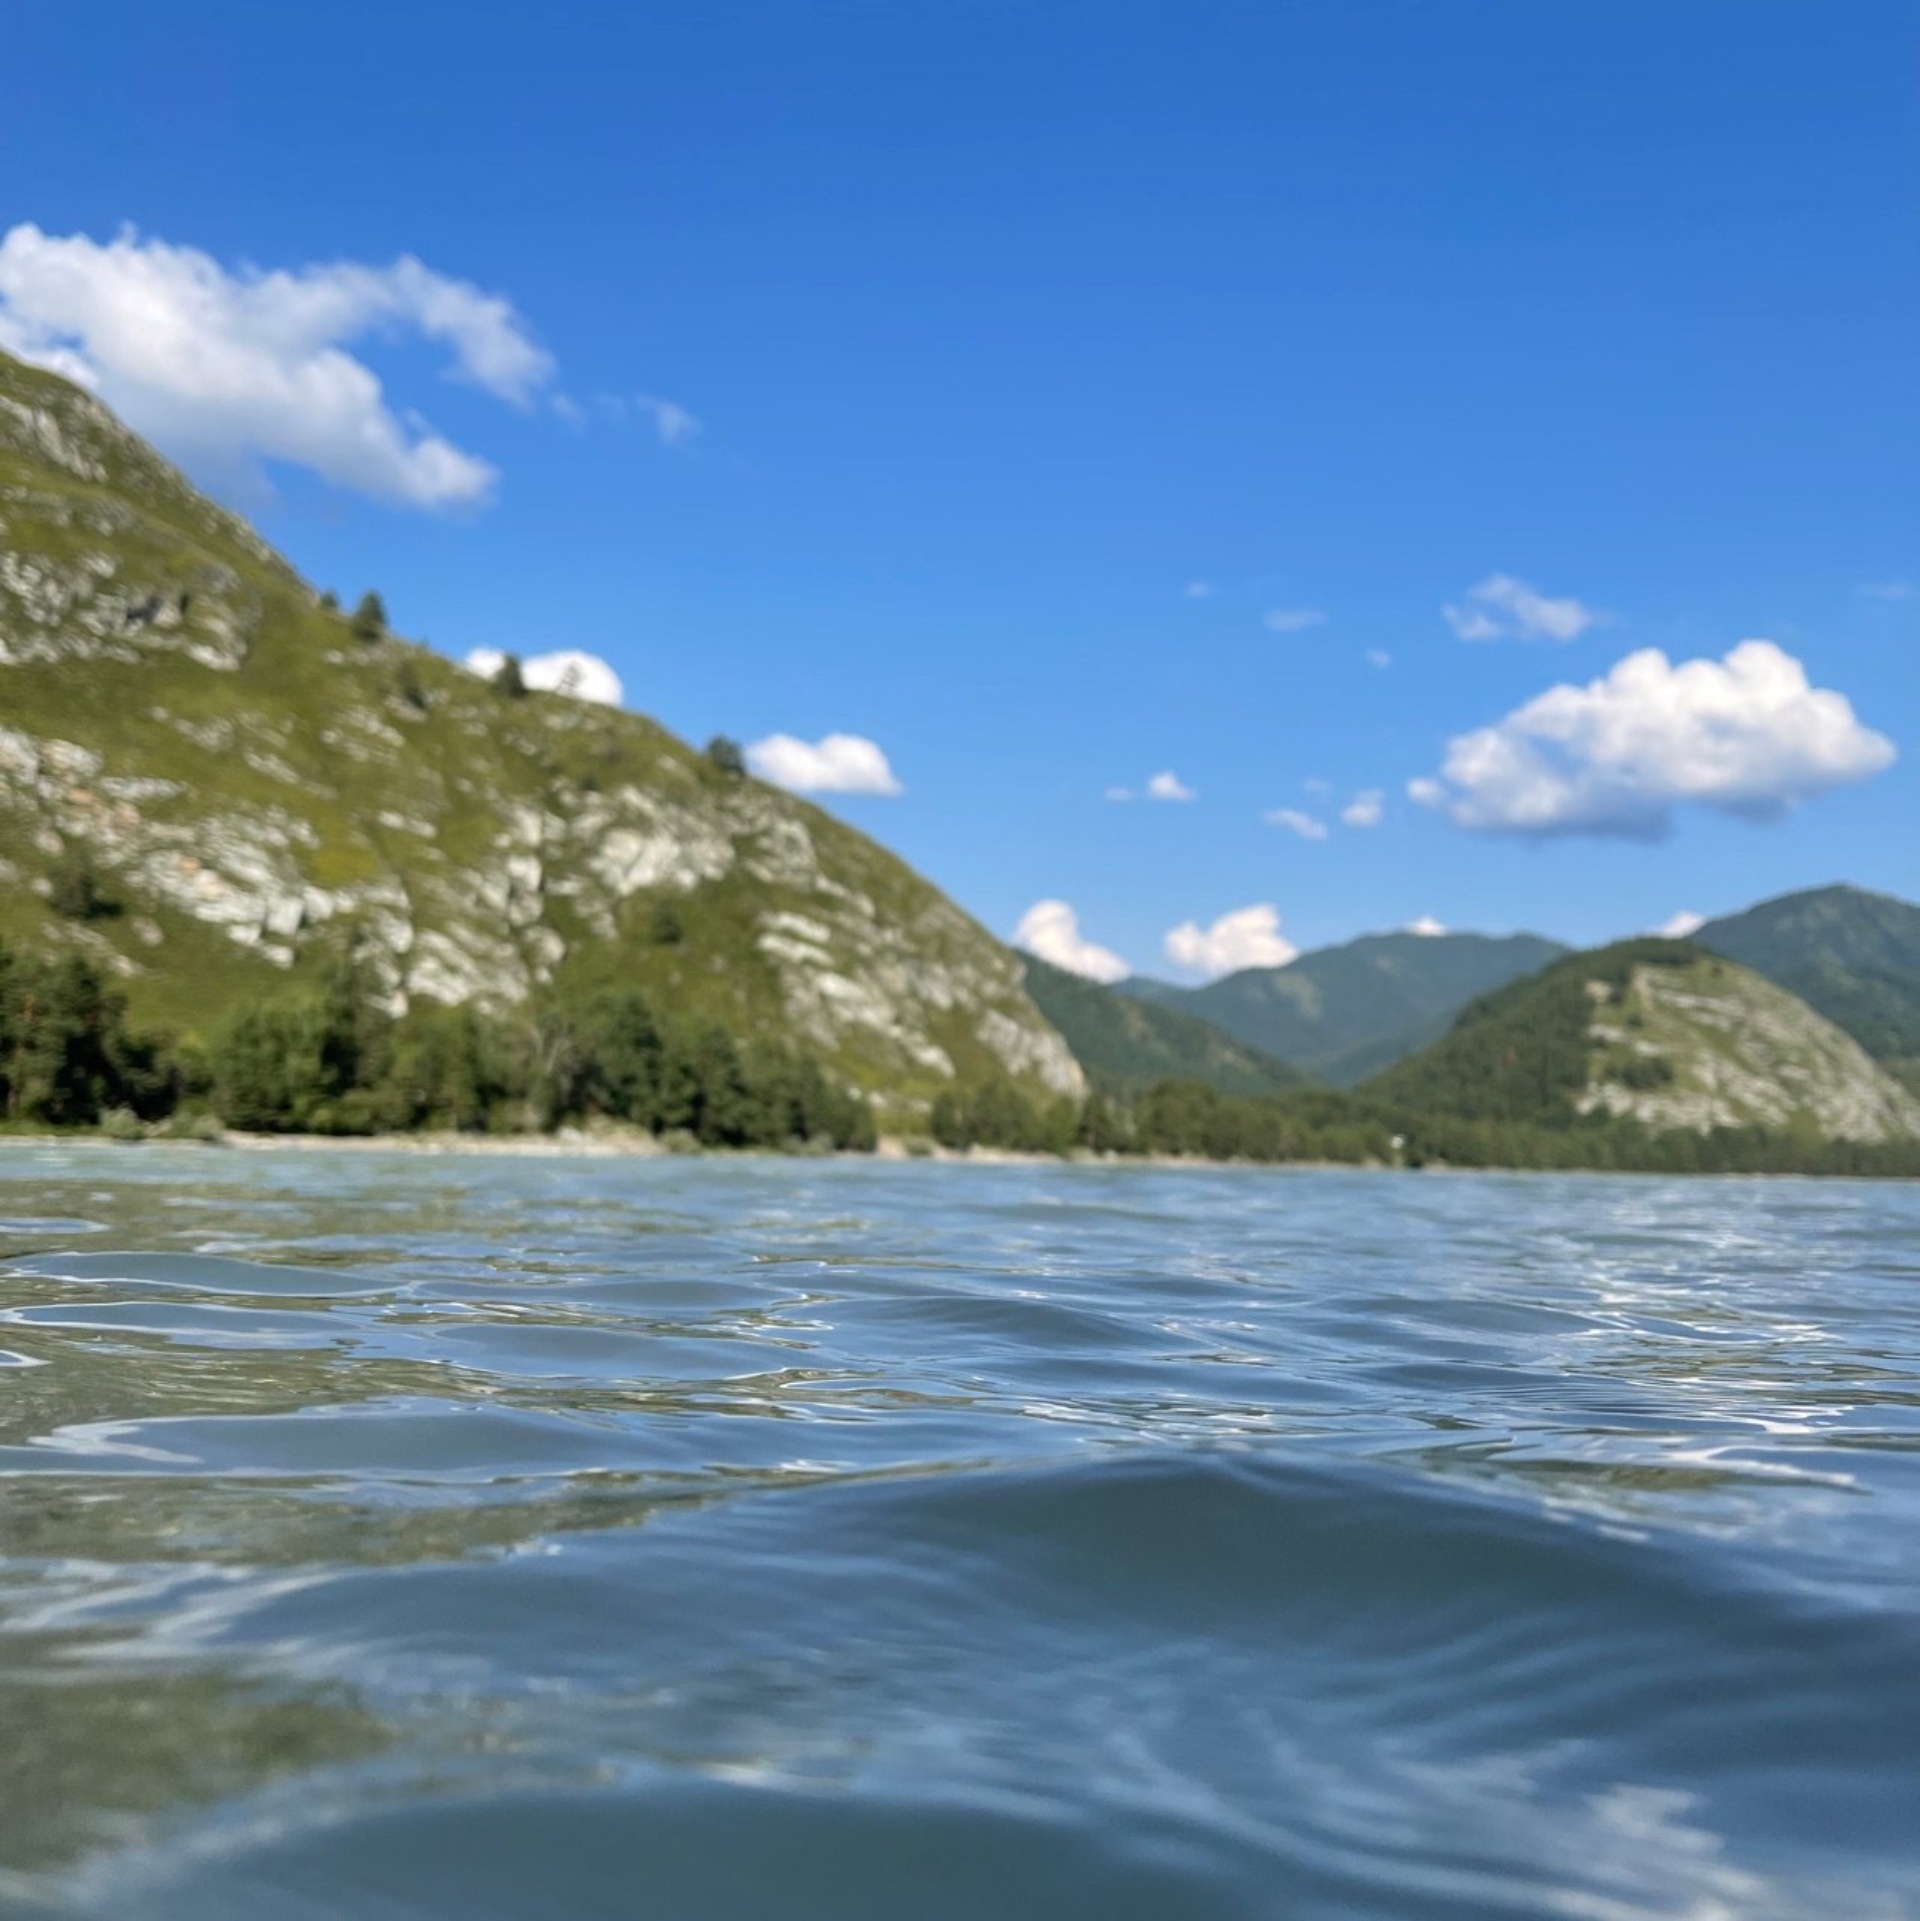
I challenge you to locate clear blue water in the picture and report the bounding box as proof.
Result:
[0,1144,1916,1919]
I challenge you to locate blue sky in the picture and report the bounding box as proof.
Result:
[3,0,1913,977]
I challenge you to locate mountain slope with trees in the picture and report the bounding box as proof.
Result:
[1693,885,1920,1092]
[1363,939,1920,1144]
[1018,952,1302,1097]
[1124,931,1568,1083]
[0,347,1079,1119]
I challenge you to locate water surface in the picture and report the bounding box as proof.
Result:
[0,1145,1916,1918]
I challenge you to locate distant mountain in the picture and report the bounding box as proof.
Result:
[1124,931,1568,1084]
[1018,952,1302,1098]
[1693,885,1920,1091]
[1364,939,1920,1143]
[0,346,1080,1114]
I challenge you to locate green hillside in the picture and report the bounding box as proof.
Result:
[1694,885,1920,1092]
[1017,952,1302,1097]
[0,348,1079,1117]
[1125,931,1567,1083]
[1364,938,1920,1143]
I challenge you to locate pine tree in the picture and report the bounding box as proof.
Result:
[349,591,387,642]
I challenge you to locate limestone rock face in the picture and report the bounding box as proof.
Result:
[0,347,1080,1110]
[1580,959,1920,1144]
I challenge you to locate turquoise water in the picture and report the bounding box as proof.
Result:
[0,1144,1916,1919]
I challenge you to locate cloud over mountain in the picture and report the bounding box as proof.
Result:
[1164,904,1297,978]
[0,224,553,508]
[1014,900,1130,983]
[1411,640,1894,838]
[464,649,623,706]
[746,733,903,795]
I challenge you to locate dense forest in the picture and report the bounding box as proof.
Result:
[6,935,1916,1178]
[0,939,873,1152]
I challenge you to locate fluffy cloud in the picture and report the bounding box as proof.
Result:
[1340,789,1384,829]
[1146,770,1195,802]
[1264,606,1326,634]
[1657,910,1706,938]
[746,732,903,796]
[1443,574,1598,644]
[1264,807,1328,841]
[1405,915,1447,937]
[1164,904,1297,979]
[1365,648,1392,670]
[1014,900,1130,983]
[464,648,623,706]
[1856,580,1912,602]
[0,224,555,508]
[1411,640,1895,838]
[1184,580,1213,600]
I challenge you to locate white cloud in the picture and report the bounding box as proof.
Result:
[1014,900,1130,983]
[463,647,623,706]
[1340,789,1384,829]
[1365,648,1392,670]
[1164,904,1297,979]
[1856,580,1912,602]
[1264,807,1328,841]
[1146,770,1195,802]
[1656,910,1706,938]
[1103,785,1134,802]
[1264,606,1326,634]
[0,223,555,508]
[1184,580,1213,599]
[1443,573,1599,644]
[1405,915,1447,937]
[746,732,903,796]
[1412,640,1894,839]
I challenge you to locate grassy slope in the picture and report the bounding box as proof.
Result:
[1125,931,1568,1083]
[1694,884,1920,1091]
[1018,952,1302,1096]
[0,350,1074,1108]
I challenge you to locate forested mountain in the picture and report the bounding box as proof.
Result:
[1124,931,1568,1083]
[1694,885,1920,1092]
[0,348,1078,1119]
[1018,952,1301,1097]
[1364,939,1920,1143]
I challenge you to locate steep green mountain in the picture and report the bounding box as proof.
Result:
[1693,885,1920,1092]
[1365,939,1920,1143]
[1124,931,1568,1084]
[1017,952,1302,1097]
[0,348,1080,1114]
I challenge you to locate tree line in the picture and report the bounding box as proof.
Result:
[5,938,1916,1177]
[929,1067,1920,1179]
[0,941,872,1151]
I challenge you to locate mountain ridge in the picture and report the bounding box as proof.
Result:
[1120,930,1570,1083]
[1017,952,1302,1097]
[1693,884,1920,1092]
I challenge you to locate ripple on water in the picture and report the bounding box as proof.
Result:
[0,1150,1915,1920]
